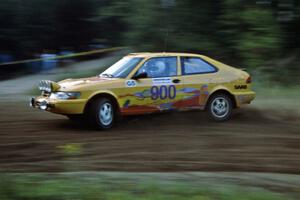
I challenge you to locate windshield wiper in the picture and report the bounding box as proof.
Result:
[100,73,114,78]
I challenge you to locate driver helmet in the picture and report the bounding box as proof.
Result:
[150,60,166,76]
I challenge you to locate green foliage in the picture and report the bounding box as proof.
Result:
[0,174,294,200]
[100,0,284,73]
[217,1,282,70]
[237,8,281,69]
[114,0,220,52]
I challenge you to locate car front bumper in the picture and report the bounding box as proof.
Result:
[30,96,86,115]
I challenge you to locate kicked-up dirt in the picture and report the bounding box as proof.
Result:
[0,101,299,173]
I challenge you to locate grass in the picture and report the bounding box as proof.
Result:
[0,173,295,200]
[252,81,300,113]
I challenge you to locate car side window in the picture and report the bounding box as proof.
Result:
[181,57,216,75]
[136,57,177,78]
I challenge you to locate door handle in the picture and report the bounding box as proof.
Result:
[172,79,181,84]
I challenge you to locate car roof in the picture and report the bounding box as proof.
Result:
[127,52,204,58]
[125,52,243,72]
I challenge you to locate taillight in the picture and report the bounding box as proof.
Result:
[246,76,252,84]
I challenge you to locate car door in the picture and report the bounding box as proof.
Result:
[179,56,218,109]
[120,56,184,115]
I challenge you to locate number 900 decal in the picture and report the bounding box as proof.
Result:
[150,85,176,100]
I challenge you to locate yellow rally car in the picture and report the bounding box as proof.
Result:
[30,53,255,129]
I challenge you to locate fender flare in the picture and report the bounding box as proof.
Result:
[205,85,237,108]
[84,90,121,113]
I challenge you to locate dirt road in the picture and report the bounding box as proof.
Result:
[0,100,299,173]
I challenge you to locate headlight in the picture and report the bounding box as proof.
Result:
[50,92,80,100]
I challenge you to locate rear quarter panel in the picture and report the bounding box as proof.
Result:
[200,56,255,107]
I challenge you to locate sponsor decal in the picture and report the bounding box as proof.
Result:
[199,84,209,105]
[201,84,209,95]
[134,89,151,100]
[181,88,198,93]
[126,80,137,87]
[234,85,247,89]
[152,77,172,85]
[123,100,130,108]
[201,84,208,90]
[159,102,173,110]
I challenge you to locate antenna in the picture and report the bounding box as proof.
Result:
[163,28,169,52]
[161,0,175,52]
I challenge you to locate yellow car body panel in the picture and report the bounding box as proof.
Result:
[32,53,255,116]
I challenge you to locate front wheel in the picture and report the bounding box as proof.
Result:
[207,94,233,121]
[86,97,116,130]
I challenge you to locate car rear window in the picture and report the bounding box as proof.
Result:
[181,57,217,75]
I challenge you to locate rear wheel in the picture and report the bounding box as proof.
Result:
[86,97,115,130]
[207,93,233,121]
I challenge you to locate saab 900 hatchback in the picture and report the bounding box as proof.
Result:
[30,53,255,129]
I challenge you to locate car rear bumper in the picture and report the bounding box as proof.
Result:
[30,96,86,114]
[233,91,256,107]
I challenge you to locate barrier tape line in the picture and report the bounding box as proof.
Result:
[0,46,126,66]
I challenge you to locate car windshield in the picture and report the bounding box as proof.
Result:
[100,57,143,78]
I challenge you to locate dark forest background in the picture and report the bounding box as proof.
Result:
[0,0,299,83]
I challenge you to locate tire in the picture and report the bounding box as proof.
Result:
[67,114,84,121]
[207,93,233,121]
[86,97,115,130]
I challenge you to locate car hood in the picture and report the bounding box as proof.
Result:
[58,76,117,91]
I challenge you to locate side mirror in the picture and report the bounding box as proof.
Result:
[133,72,148,80]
